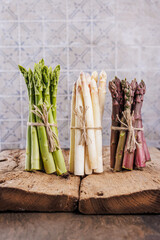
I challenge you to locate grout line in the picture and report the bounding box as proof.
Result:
[17,4,24,150]
[0,18,116,23]
[66,0,71,142]
[90,0,93,71]
[42,1,45,60]
[115,0,118,76]
[2,44,160,48]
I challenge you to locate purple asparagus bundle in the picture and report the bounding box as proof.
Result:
[109,78,151,172]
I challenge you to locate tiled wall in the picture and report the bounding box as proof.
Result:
[0,0,160,151]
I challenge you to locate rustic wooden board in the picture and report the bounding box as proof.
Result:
[1,147,160,214]
[0,149,80,212]
[79,147,160,214]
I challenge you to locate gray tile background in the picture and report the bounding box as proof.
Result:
[0,0,160,151]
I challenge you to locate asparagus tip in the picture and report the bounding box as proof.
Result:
[91,71,98,82]
[100,70,107,80]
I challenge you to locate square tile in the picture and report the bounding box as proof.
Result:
[19,0,43,20]
[0,22,18,46]
[69,47,91,70]
[93,21,115,46]
[57,120,69,148]
[117,21,142,46]
[0,120,22,143]
[43,0,66,20]
[68,0,91,20]
[57,95,69,119]
[92,0,115,20]
[57,71,68,95]
[117,0,143,21]
[93,46,115,69]
[45,47,67,70]
[143,117,160,148]
[69,21,91,46]
[0,96,21,120]
[0,48,19,70]
[44,22,67,46]
[141,22,160,46]
[142,0,160,22]
[117,46,139,69]
[0,0,18,20]
[20,47,43,69]
[141,71,160,120]
[0,72,20,96]
[20,22,43,46]
[141,47,160,69]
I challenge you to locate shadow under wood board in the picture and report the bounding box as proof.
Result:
[0,147,160,214]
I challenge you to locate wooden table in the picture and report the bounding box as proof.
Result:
[0,213,160,240]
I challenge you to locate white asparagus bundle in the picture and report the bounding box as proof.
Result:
[69,82,76,173]
[74,78,85,176]
[90,79,103,173]
[80,72,97,169]
[98,70,107,121]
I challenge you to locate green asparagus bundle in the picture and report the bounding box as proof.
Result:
[19,59,67,175]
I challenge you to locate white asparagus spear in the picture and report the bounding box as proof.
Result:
[84,144,92,175]
[80,72,97,169]
[74,77,85,176]
[91,71,98,84]
[98,70,107,121]
[69,82,76,173]
[90,79,103,173]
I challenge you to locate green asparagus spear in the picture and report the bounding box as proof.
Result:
[50,65,67,175]
[18,65,31,171]
[28,69,43,170]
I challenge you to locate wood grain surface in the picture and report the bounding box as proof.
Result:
[0,213,160,240]
[0,147,160,214]
[79,147,160,214]
[0,149,80,212]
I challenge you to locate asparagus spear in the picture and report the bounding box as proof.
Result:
[50,65,67,175]
[91,71,98,84]
[81,72,97,170]
[114,79,131,172]
[108,77,123,168]
[133,80,146,169]
[74,77,85,176]
[28,68,42,170]
[18,65,31,171]
[33,63,56,174]
[69,82,76,173]
[84,146,92,175]
[90,77,103,173]
[139,83,151,162]
[98,70,107,121]
[122,78,137,170]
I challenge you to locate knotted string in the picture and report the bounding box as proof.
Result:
[111,111,144,152]
[27,103,60,152]
[71,106,102,146]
